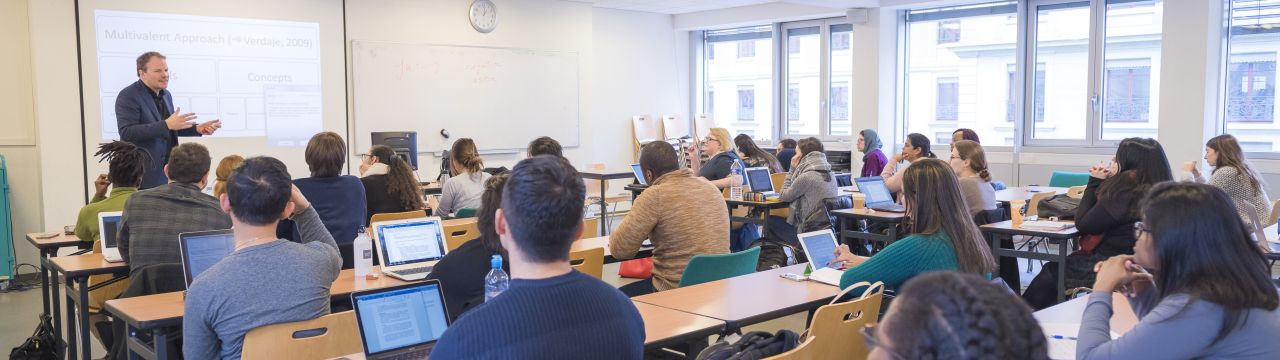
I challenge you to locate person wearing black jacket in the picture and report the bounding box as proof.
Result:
[1023,138,1172,310]
[424,172,510,320]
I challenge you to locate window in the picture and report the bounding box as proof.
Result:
[1008,64,1046,122]
[828,24,854,136]
[1222,0,1280,152]
[831,32,851,51]
[738,40,756,58]
[787,85,800,121]
[785,25,820,136]
[703,26,773,141]
[738,86,755,120]
[1099,1,1162,141]
[936,77,960,121]
[1103,64,1151,123]
[903,1,1018,146]
[782,20,856,139]
[830,83,850,125]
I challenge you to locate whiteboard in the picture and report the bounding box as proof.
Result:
[350,40,580,153]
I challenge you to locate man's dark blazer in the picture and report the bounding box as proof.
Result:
[115,80,201,189]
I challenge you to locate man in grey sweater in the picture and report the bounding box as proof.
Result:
[183,157,342,360]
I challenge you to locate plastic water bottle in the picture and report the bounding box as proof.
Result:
[484,255,508,302]
[353,228,373,277]
[729,160,744,201]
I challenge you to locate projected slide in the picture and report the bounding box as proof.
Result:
[94,10,322,147]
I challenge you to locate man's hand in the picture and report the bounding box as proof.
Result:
[289,184,312,216]
[165,107,197,130]
[94,174,110,198]
[196,120,221,135]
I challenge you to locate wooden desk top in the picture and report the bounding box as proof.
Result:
[632,264,838,324]
[580,170,635,180]
[980,220,1080,239]
[570,236,654,263]
[1034,292,1138,335]
[48,253,128,277]
[830,208,907,221]
[724,197,789,208]
[105,266,409,331]
[995,186,1069,203]
[25,232,83,249]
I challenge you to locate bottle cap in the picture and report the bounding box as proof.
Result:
[490,254,502,269]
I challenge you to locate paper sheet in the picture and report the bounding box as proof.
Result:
[1040,322,1119,360]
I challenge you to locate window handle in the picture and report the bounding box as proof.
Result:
[1090,94,1100,113]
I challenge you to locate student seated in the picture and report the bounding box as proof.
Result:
[775,138,797,172]
[830,158,996,290]
[119,142,232,277]
[865,272,1048,359]
[425,172,511,320]
[184,157,342,359]
[951,128,980,144]
[359,144,424,224]
[432,156,645,359]
[766,137,838,246]
[280,132,367,269]
[689,127,742,189]
[949,140,997,216]
[433,138,490,217]
[73,141,148,342]
[527,136,563,158]
[881,133,937,194]
[1023,138,1172,310]
[211,155,243,198]
[1077,182,1280,359]
[735,134,782,173]
[857,129,888,178]
[1183,134,1271,223]
[612,141,729,297]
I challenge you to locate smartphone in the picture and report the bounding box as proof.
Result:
[779,273,807,282]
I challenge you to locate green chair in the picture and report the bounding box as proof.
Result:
[454,208,478,219]
[677,247,762,288]
[1048,171,1090,188]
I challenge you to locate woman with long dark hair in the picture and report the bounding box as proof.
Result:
[734,134,782,173]
[1077,182,1280,358]
[360,144,424,224]
[1023,137,1173,309]
[881,133,936,193]
[426,172,510,320]
[434,138,490,217]
[831,158,996,290]
[1184,134,1271,223]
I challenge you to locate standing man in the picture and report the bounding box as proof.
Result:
[116,51,221,189]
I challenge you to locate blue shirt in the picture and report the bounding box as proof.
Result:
[279,175,366,246]
[430,270,645,359]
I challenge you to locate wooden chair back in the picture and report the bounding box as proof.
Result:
[241,311,361,360]
[582,217,600,239]
[1066,185,1086,199]
[766,336,816,360]
[661,114,690,141]
[1026,191,1056,218]
[443,220,480,252]
[569,247,605,279]
[804,291,884,358]
[769,172,790,217]
[369,210,427,227]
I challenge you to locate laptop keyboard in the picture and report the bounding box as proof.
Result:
[391,266,433,276]
[375,347,430,360]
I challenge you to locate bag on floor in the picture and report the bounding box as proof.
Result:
[695,330,801,360]
[9,314,63,360]
[748,236,800,271]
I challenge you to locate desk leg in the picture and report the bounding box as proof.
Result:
[65,284,77,360]
[1056,242,1068,303]
[40,250,51,316]
[759,208,769,240]
[51,265,63,352]
[154,330,170,360]
[77,277,91,359]
[599,180,609,236]
[685,339,709,360]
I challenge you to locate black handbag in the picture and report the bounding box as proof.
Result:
[9,314,63,360]
[1037,194,1080,219]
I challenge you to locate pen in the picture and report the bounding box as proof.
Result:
[1050,335,1078,341]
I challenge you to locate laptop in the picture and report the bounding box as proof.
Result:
[178,229,236,286]
[98,212,125,263]
[372,217,449,281]
[854,176,906,212]
[631,163,647,185]
[352,281,451,360]
[797,229,844,286]
[743,167,777,197]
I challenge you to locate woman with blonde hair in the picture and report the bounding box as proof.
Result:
[689,128,744,189]
[435,138,490,217]
[1184,134,1271,223]
[949,140,997,216]
[212,155,243,197]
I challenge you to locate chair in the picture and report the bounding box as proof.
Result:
[368,210,428,232]
[661,114,690,141]
[798,284,884,359]
[584,163,631,228]
[569,247,605,279]
[694,113,717,141]
[241,311,361,360]
[1066,185,1087,199]
[444,220,479,252]
[582,217,600,239]
[1048,171,1090,188]
[1025,191,1056,217]
[1267,199,1280,227]
[766,336,816,360]
[454,208,478,219]
[677,247,761,287]
[632,115,663,160]
[769,172,790,218]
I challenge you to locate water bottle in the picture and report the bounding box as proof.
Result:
[353,228,373,277]
[729,160,744,201]
[484,255,509,302]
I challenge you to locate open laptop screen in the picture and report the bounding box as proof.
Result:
[856,177,894,204]
[179,230,236,285]
[99,213,122,248]
[631,163,647,185]
[800,230,840,270]
[354,282,450,355]
[375,220,446,267]
[745,167,773,193]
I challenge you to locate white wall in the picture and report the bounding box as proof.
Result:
[0,0,41,267]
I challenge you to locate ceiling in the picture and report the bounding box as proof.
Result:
[585,0,875,14]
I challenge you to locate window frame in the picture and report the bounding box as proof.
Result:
[1218,0,1280,158]
[779,18,853,141]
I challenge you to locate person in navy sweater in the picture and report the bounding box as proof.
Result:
[431,155,645,359]
[278,132,367,268]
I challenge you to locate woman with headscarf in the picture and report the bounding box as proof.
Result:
[858,129,888,177]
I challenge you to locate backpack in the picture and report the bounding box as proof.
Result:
[1036,194,1081,219]
[695,330,801,360]
[9,314,63,360]
[748,236,800,271]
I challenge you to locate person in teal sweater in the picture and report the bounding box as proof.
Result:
[831,158,996,290]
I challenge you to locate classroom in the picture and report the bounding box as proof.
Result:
[1,0,1278,359]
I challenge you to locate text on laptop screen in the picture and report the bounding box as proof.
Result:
[356,283,449,354]
[377,221,445,266]
[746,168,773,193]
[858,178,894,204]
[801,231,840,270]
[631,163,646,185]
[100,215,122,247]
[184,233,236,281]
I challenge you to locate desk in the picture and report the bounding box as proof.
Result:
[419,181,442,195]
[24,232,83,344]
[831,208,907,251]
[995,186,1069,203]
[724,198,789,238]
[105,267,410,360]
[49,253,129,360]
[570,236,654,264]
[1034,292,1138,359]
[980,220,1080,303]
[580,170,636,236]
[633,264,838,331]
